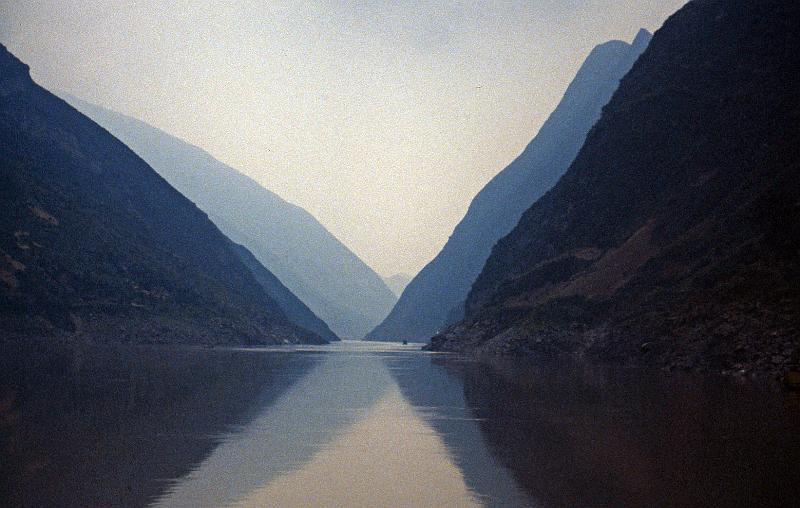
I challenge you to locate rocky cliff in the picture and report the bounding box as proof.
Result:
[430,0,800,376]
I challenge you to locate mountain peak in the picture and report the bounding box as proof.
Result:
[0,44,32,95]
[367,32,650,342]
[632,28,653,51]
[431,0,800,376]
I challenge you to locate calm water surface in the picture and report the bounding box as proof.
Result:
[1,340,799,507]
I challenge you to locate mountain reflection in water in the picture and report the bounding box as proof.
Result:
[451,359,800,508]
[1,341,799,507]
[0,344,319,507]
[152,342,484,507]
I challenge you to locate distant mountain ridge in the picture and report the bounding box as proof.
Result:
[368,29,652,341]
[382,273,412,298]
[229,241,338,342]
[430,0,800,375]
[62,97,396,339]
[0,44,324,345]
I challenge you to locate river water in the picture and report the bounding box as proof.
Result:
[1,340,798,507]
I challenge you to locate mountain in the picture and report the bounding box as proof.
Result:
[368,30,652,342]
[0,44,324,345]
[58,97,396,339]
[382,273,412,298]
[430,0,800,375]
[229,241,338,342]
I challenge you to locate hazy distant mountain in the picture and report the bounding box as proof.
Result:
[368,30,652,341]
[62,97,396,339]
[229,242,338,342]
[430,0,800,375]
[0,44,323,345]
[382,273,412,298]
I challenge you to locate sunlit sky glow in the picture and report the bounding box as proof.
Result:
[1,0,685,276]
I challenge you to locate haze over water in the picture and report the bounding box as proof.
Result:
[2,341,799,507]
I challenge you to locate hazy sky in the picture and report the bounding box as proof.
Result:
[1,0,685,276]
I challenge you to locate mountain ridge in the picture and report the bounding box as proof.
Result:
[368,30,652,341]
[229,241,339,342]
[430,0,800,376]
[0,44,325,345]
[61,95,396,339]
[382,273,412,298]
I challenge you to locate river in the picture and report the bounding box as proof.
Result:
[1,341,798,507]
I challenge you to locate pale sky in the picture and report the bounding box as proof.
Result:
[0,0,685,276]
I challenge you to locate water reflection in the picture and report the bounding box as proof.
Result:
[384,354,535,507]
[450,359,800,508]
[152,345,391,506]
[2,342,798,508]
[154,341,482,507]
[231,386,480,507]
[0,344,319,507]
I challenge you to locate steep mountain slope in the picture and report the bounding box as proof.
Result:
[368,30,652,341]
[59,97,396,339]
[229,242,338,342]
[430,0,800,375]
[0,45,324,345]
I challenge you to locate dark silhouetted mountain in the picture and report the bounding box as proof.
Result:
[62,96,396,339]
[229,241,338,342]
[382,273,413,298]
[0,45,324,345]
[430,0,800,375]
[368,30,651,341]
